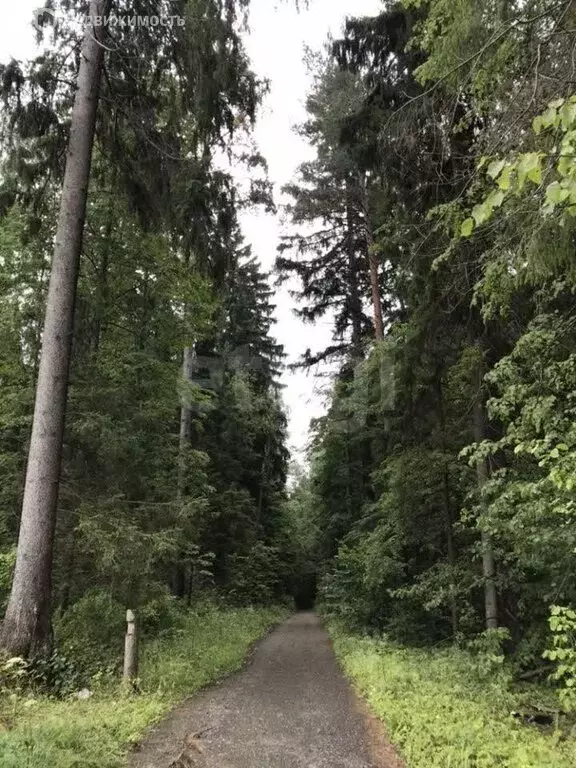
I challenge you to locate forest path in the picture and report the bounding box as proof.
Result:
[129,612,403,768]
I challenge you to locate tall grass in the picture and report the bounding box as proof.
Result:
[331,628,576,768]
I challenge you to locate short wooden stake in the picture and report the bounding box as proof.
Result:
[123,609,138,685]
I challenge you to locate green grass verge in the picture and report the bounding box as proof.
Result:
[330,628,576,768]
[0,605,287,768]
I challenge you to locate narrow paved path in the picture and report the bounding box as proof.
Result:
[130,612,403,768]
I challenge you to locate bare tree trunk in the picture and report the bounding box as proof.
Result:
[367,237,385,342]
[345,182,364,361]
[359,174,384,342]
[473,349,499,631]
[174,345,196,598]
[0,1,109,658]
[178,346,196,498]
[443,463,459,636]
[436,373,458,637]
[93,172,116,356]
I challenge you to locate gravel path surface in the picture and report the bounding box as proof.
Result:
[129,612,403,768]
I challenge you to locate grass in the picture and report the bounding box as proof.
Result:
[330,627,576,768]
[0,604,287,768]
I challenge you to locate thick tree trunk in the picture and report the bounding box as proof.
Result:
[359,175,384,342]
[473,349,499,631]
[0,1,108,658]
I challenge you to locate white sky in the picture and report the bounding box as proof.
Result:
[0,0,383,459]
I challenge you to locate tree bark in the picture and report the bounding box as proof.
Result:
[436,373,458,637]
[178,345,196,497]
[93,172,116,356]
[359,174,385,342]
[345,181,364,361]
[0,1,109,658]
[473,348,499,631]
[173,345,196,598]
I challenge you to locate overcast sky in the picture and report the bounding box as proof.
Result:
[0,0,383,458]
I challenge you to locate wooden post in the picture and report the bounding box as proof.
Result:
[123,609,138,685]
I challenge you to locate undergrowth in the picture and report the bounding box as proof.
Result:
[330,627,576,768]
[0,604,286,768]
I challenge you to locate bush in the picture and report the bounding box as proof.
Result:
[0,650,82,700]
[55,586,187,679]
[544,606,576,711]
[137,584,185,636]
[55,590,126,676]
[225,543,282,605]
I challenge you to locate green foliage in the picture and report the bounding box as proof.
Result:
[284,0,576,686]
[276,57,373,364]
[0,606,286,768]
[331,626,576,768]
[0,143,288,634]
[461,96,576,239]
[27,653,84,699]
[320,540,384,629]
[466,628,511,680]
[0,549,16,612]
[544,606,576,712]
[461,312,576,660]
[55,591,127,677]
[225,543,283,605]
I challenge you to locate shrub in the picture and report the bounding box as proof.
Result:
[55,589,126,676]
[225,543,282,605]
[137,584,185,636]
[544,606,576,711]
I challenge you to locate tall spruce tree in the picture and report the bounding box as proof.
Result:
[0,0,284,656]
[0,0,110,658]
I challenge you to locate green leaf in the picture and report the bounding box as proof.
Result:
[487,159,505,180]
[460,218,475,237]
[540,106,560,130]
[472,203,489,227]
[487,189,505,209]
[558,156,573,177]
[545,181,569,205]
[527,166,542,185]
[560,101,576,129]
[517,153,542,190]
[496,165,513,191]
[533,115,543,135]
